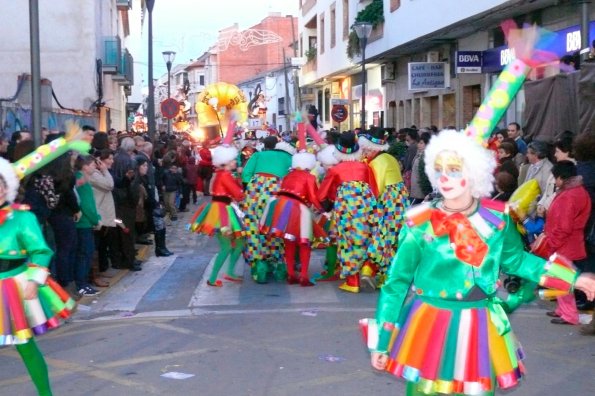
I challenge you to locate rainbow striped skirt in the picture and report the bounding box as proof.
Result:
[1,268,75,345]
[260,195,326,245]
[361,297,525,395]
[189,200,244,238]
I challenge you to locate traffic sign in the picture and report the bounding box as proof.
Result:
[161,98,180,119]
[331,105,348,123]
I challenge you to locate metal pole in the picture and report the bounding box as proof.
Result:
[167,63,172,136]
[361,38,367,130]
[580,1,591,63]
[147,0,156,141]
[29,0,42,146]
[283,48,291,133]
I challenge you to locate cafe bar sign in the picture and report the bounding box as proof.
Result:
[408,62,448,90]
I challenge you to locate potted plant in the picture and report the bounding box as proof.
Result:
[346,0,385,60]
[305,47,317,62]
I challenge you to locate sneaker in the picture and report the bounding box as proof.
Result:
[78,286,100,296]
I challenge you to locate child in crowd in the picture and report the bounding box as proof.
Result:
[162,163,182,221]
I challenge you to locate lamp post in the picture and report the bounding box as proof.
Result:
[162,50,176,136]
[353,22,372,130]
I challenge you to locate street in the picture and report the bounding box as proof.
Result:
[1,202,594,396]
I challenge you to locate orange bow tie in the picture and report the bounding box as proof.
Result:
[430,210,488,267]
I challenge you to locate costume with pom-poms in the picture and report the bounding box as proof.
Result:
[318,132,378,293]
[241,147,292,283]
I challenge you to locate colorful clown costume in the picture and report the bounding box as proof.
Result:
[365,151,409,287]
[189,168,246,286]
[318,160,378,292]
[241,148,292,283]
[361,200,580,395]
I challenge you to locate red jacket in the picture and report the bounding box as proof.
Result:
[278,169,323,211]
[317,161,378,203]
[210,170,244,202]
[544,179,591,260]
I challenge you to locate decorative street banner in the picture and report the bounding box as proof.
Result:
[408,62,448,90]
[456,51,483,73]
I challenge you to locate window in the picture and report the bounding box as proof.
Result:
[199,74,205,86]
[342,0,349,39]
[324,89,331,122]
[278,97,286,115]
[330,4,336,48]
[320,13,325,54]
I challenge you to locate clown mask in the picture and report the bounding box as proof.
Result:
[433,151,470,200]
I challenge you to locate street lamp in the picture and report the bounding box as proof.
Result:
[353,22,372,130]
[162,50,176,136]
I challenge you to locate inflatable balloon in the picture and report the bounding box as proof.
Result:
[195,82,248,130]
[508,179,540,221]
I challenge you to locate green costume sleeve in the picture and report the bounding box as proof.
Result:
[241,153,257,184]
[375,225,422,332]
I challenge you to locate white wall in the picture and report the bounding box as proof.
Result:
[0,0,99,110]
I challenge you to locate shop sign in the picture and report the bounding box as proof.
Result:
[456,51,482,73]
[408,62,448,90]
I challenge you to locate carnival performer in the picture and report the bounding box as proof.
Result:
[241,136,292,284]
[360,128,409,290]
[0,124,88,396]
[189,118,245,287]
[313,144,339,281]
[260,124,324,286]
[361,22,595,396]
[318,131,378,293]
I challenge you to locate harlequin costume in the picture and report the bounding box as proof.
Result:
[0,125,88,396]
[318,131,378,293]
[360,129,409,289]
[260,125,325,286]
[241,138,293,283]
[360,129,591,395]
[189,119,246,287]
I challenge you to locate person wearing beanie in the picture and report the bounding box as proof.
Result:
[359,129,409,290]
[0,154,76,396]
[318,130,379,293]
[188,141,246,287]
[241,135,292,284]
[260,128,325,286]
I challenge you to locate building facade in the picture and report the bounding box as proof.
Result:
[298,0,593,133]
[0,0,138,134]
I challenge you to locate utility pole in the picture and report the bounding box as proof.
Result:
[29,0,42,147]
[290,15,302,112]
[146,0,156,141]
[283,48,291,133]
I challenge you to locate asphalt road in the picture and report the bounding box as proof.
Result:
[1,202,593,396]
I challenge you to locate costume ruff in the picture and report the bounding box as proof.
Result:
[333,181,377,276]
[362,200,579,395]
[0,206,75,345]
[362,297,525,395]
[0,274,75,345]
[368,182,409,277]
[260,196,325,244]
[241,174,284,263]
[189,201,244,237]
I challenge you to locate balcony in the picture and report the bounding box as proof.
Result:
[116,0,132,10]
[113,49,134,87]
[102,36,121,74]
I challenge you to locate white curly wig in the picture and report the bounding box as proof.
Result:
[316,145,339,167]
[0,157,19,203]
[292,151,317,170]
[212,145,238,167]
[424,129,496,198]
[275,141,296,155]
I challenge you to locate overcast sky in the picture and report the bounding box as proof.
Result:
[146,0,298,75]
